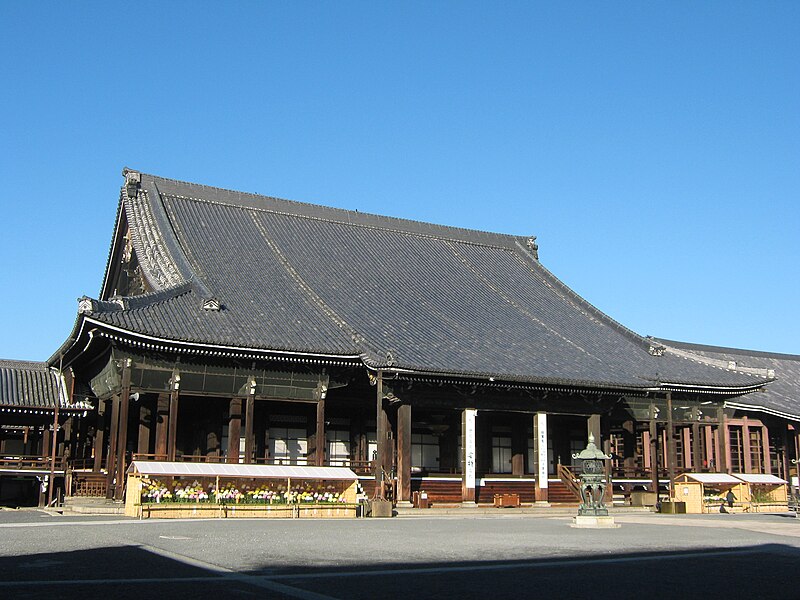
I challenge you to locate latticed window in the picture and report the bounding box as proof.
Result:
[729,427,743,472]
[749,428,763,474]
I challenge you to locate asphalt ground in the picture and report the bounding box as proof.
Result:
[2,509,800,599]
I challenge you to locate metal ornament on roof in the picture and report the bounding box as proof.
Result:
[572,433,612,517]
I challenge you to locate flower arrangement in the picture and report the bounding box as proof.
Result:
[140,479,348,504]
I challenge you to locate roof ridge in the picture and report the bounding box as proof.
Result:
[0,359,49,370]
[138,170,526,251]
[657,338,800,361]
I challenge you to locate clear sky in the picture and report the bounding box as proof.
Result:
[1,2,798,361]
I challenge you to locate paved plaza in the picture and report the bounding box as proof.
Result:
[1,509,800,599]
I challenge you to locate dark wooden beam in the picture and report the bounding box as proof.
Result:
[114,359,132,501]
[105,394,120,499]
[93,402,106,472]
[154,393,169,458]
[167,383,180,462]
[649,405,659,495]
[397,402,411,503]
[315,399,326,466]
[244,393,255,463]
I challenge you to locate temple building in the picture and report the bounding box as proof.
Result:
[1,169,798,507]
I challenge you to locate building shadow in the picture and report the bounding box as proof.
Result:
[2,542,800,599]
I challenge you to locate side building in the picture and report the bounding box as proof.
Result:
[28,169,795,507]
[0,360,90,506]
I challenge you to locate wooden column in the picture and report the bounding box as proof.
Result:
[665,393,677,495]
[742,416,752,473]
[38,428,49,506]
[167,380,180,462]
[461,408,477,504]
[649,408,659,495]
[315,399,326,466]
[762,425,771,474]
[397,402,412,504]
[93,401,107,472]
[533,412,548,503]
[703,425,713,471]
[781,426,791,481]
[722,415,732,473]
[244,392,255,463]
[114,359,132,501]
[375,372,388,499]
[105,394,121,499]
[154,393,169,458]
[227,398,242,463]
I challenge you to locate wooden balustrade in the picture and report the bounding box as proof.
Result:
[0,455,65,471]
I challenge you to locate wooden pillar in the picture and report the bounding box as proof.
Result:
[315,399,326,466]
[167,378,180,462]
[762,425,771,474]
[397,402,412,504]
[742,416,752,473]
[154,393,169,458]
[227,398,242,463]
[93,401,107,472]
[37,428,48,506]
[105,394,121,499]
[649,405,659,494]
[723,420,732,473]
[375,372,389,499]
[114,359,132,501]
[244,391,255,463]
[781,426,791,481]
[533,412,548,503]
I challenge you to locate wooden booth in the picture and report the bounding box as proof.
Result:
[671,473,748,514]
[733,473,788,512]
[125,461,361,519]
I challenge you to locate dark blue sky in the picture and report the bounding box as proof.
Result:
[1,2,798,360]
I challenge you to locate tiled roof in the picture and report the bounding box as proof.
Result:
[76,171,767,393]
[0,360,67,409]
[657,339,800,419]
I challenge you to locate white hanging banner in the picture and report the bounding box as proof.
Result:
[465,408,477,489]
[536,412,548,489]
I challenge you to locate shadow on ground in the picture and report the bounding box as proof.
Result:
[2,543,799,599]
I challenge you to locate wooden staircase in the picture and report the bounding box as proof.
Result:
[554,464,582,503]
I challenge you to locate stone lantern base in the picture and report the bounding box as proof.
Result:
[571,515,620,529]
